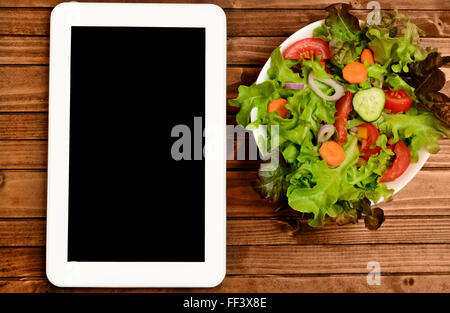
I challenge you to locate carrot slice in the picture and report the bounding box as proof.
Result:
[342,62,368,84]
[268,98,289,118]
[361,48,375,65]
[319,141,345,166]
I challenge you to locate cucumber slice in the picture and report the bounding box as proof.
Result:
[353,87,386,122]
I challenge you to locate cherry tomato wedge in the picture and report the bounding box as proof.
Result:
[357,123,381,161]
[334,91,353,143]
[380,140,411,182]
[283,38,331,60]
[383,89,413,114]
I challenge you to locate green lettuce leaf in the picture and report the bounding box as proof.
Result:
[287,136,362,226]
[228,80,280,128]
[375,110,450,160]
[366,12,429,73]
[267,47,303,85]
[319,3,367,66]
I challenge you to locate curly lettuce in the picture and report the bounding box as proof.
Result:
[314,3,367,67]
[286,136,392,227]
[375,109,450,161]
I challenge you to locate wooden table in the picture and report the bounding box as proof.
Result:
[1,0,450,293]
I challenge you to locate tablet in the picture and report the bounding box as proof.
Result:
[47,2,226,287]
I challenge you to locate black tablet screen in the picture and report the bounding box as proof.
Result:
[68,27,205,262]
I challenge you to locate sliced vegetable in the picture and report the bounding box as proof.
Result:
[334,91,353,143]
[380,140,411,182]
[349,127,358,134]
[342,61,368,84]
[319,141,345,166]
[284,83,305,90]
[356,126,368,139]
[268,98,289,118]
[283,38,331,60]
[357,122,381,161]
[308,71,345,101]
[379,74,384,89]
[361,49,375,65]
[320,59,332,74]
[353,87,386,122]
[383,89,413,113]
[318,124,336,144]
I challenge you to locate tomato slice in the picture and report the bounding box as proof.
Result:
[283,38,331,60]
[357,123,381,161]
[383,89,413,114]
[380,140,411,182]
[334,91,353,143]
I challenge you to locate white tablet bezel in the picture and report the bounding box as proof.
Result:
[47,2,226,288]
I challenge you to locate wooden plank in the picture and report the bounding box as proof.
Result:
[0,113,47,139]
[4,215,450,247]
[1,8,450,37]
[1,273,450,292]
[0,142,47,169]
[227,217,450,245]
[3,244,450,277]
[227,244,450,275]
[0,248,44,277]
[0,66,252,111]
[0,66,48,112]
[227,169,450,217]
[0,8,50,35]
[0,171,47,218]
[226,10,450,37]
[0,36,49,64]
[1,0,449,10]
[0,219,45,246]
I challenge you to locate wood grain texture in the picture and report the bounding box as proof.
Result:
[0,171,47,218]
[226,244,450,275]
[0,113,47,139]
[2,244,450,278]
[0,66,48,112]
[3,215,450,247]
[1,8,450,37]
[0,220,45,246]
[1,274,450,293]
[0,142,47,169]
[0,0,449,10]
[227,217,450,245]
[0,36,49,64]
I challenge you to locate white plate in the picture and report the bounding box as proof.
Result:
[250,19,430,196]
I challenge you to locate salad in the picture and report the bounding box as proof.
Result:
[229,3,450,230]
